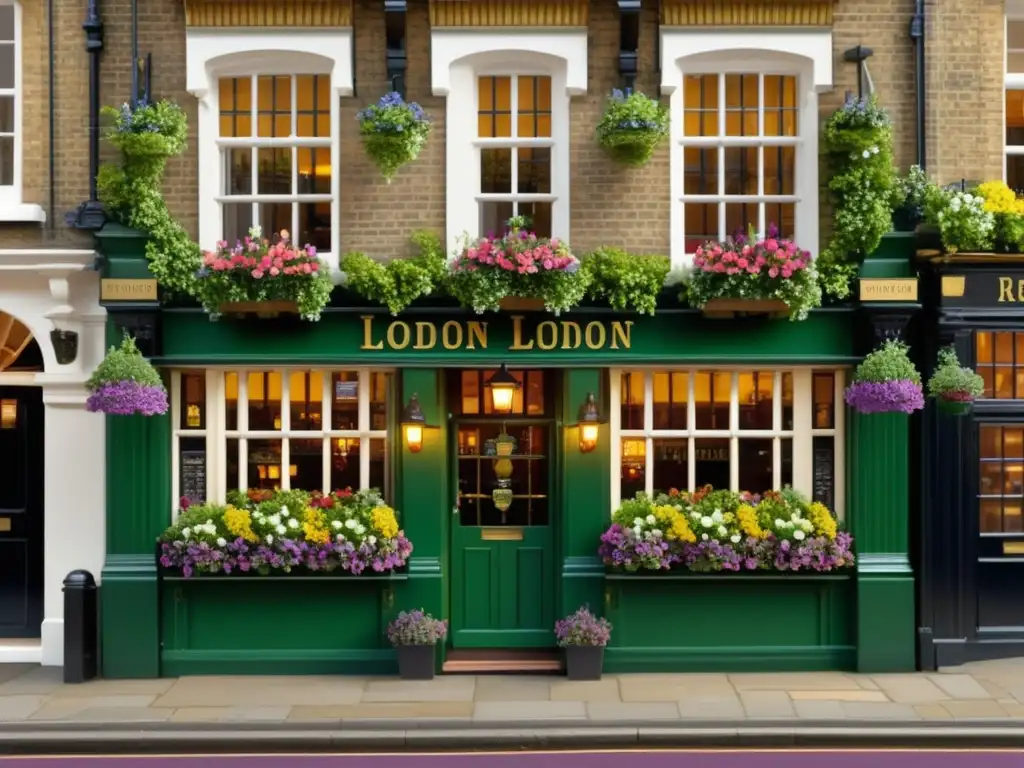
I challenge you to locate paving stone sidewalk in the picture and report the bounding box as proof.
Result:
[0,659,1023,729]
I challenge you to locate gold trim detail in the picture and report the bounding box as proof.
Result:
[941,276,966,299]
[0,518,10,533]
[184,1,353,28]
[660,0,833,27]
[858,278,918,303]
[1004,541,1024,555]
[429,0,588,27]
[480,527,524,541]
[100,279,159,302]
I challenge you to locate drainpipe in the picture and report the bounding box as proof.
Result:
[910,0,926,169]
[47,0,55,230]
[65,0,106,229]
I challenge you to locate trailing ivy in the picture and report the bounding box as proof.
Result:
[581,247,669,315]
[96,100,202,298]
[341,231,447,315]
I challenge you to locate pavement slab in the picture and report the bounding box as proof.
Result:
[926,674,992,700]
[872,675,951,704]
[472,700,587,722]
[739,691,796,718]
[730,672,862,691]
[362,677,475,703]
[155,676,366,708]
[584,701,680,721]
[473,676,551,702]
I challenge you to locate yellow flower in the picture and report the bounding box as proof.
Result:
[977,181,1024,215]
[224,505,258,543]
[302,507,330,546]
[371,506,399,539]
[737,505,766,540]
[808,502,837,540]
[653,505,696,543]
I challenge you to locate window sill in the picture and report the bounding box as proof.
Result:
[0,203,46,224]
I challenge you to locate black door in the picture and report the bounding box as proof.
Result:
[0,387,43,638]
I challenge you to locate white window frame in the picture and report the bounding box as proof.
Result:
[170,368,391,516]
[609,367,846,521]
[431,30,588,255]
[1005,13,1024,186]
[185,29,353,273]
[0,1,43,223]
[660,30,833,270]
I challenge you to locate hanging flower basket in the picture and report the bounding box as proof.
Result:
[927,346,983,417]
[844,340,924,415]
[936,395,973,416]
[358,92,431,182]
[595,90,669,168]
[86,336,168,417]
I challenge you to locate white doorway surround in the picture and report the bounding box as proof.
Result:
[0,248,107,666]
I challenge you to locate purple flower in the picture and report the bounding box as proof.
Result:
[555,606,612,647]
[87,380,169,416]
[844,379,924,414]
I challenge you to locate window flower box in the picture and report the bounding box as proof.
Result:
[699,298,790,319]
[217,300,299,319]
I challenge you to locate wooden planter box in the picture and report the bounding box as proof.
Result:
[700,298,789,319]
[218,300,298,319]
[499,297,546,311]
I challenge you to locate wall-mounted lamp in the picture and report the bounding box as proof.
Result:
[486,364,520,415]
[843,45,875,101]
[50,328,79,365]
[576,392,602,454]
[401,392,428,453]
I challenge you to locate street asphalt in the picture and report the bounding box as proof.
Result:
[0,750,1022,767]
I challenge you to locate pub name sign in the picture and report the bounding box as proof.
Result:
[940,272,1024,308]
[360,315,633,352]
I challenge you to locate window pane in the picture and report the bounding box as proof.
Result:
[764,202,796,240]
[480,200,514,239]
[782,372,794,429]
[225,373,239,430]
[481,148,512,194]
[179,372,206,430]
[1008,155,1024,196]
[762,146,796,195]
[297,147,331,194]
[620,371,645,430]
[725,202,757,241]
[781,437,794,489]
[684,147,718,195]
[1008,90,1024,146]
[694,437,729,489]
[331,372,359,430]
[738,438,772,494]
[248,438,283,490]
[724,147,758,195]
[652,438,686,494]
[653,372,687,430]
[370,437,387,494]
[0,44,14,90]
[259,203,293,240]
[371,371,390,430]
[518,148,551,194]
[738,371,772,430]
[684,202,718,252]
[461,371,480,416]
[289,371,323,430]
[0,96,13,133]
[996,331,1013,363]
[516,202,552,239]
[330,437,360,492]
[525,370,545,416]
[178,436,207,506]
[225,149,252,195]
[683,74,718,137]
[258,148,292,195]
[298,203,331,252]
[0,8,13,41]
[813,372,835,429]
[222,203,253,244]
[248,372,282,430]
[225,438,240,492]
[0,136,11,186]
[724,74,758,137]
[290,438,323,492]
[620,438,646,499]
[812,435,834,510]
[694,371,730,430]
[478,76,511,138]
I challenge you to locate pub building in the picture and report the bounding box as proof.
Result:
[0,0,1003,677]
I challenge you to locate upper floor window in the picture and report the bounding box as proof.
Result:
[0,3,14,191]
[681,73,798,253]
[975,330,1024,399]
[477,75,554,238]
[217,75,332,254]
[1007,19,1024,191]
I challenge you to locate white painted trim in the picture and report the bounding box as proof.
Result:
[0,639,41,664]
[431,30,587,255]
[660,29,832,270]
[0,204,44,222]
[185,29,352,272]
[0,1,25,216]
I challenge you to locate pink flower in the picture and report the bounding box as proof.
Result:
[310,262,319,272]
[764,239,778,251]
[302,263,312,274]
[252,270,264,279]
[781,268,792,278]
[269,267,280,276]
[542,258,554,270]
[768,267,779,278]
[737,258,748,269]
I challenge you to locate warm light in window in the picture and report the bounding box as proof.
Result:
[289,464,298,477]
[273,416,282,429]
[268,465,281,480]
[186,404,201,428]
[0,400,15,429]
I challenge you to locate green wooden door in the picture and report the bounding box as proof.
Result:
[450,418,556,648]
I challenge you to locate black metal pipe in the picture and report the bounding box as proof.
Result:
[47,0,55,229]
[84,0,102,201]
[911,0,926,168]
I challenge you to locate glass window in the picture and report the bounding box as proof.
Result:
[681,72,799,254]
[1008,21,1024,193]
[979,425,1024,533]
[0,3,15,189]
[974,331,1024,398]
[612,368,845,518]
[171,369,392,511]
[477,75,554,238]
[218,74,332,253]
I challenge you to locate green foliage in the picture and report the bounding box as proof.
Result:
[581,247,669,315]
[895,164,930,210]
[97,100,202,298]
[923,186,995,254]
[852,339,921,385]
[818,95,899,299]
[341,231,447,315]
[595,89,670,167]
[357,92,431,181]
[86,335,163,390]
[927,346,984,400]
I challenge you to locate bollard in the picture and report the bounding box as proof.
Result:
[62,570,98,683]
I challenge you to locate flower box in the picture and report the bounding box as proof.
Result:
[217,300,299,319]
[700,298,790,319]
[498,297,546,312]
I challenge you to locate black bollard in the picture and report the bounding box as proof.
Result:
[62,570,98,683]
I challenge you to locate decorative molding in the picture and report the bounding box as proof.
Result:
[659,0,834,27]
[183,0,354,27]
[429,0,588,27]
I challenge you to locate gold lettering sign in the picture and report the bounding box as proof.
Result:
[858,278,918,302]
[360,315,633,353]
[996,277,1024,303]
[100,279,158,302]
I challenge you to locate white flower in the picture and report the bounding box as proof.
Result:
[276,525,287,535]
[182,527,191,539]
[265,534,274,544]
[646,514,657,525]
[367,535,377,546]
[717,525,728,537]
[651,528,663,538]
[331,520,342,529]
[355,524,366,535]
[701,515,714,528]
[774,518,785,527]
[871,145,879,154]
[216,537,226,547]
[269,514,281,526]
[730,534,742,544]
[800,519,814,532]
[711,510,723,523]
[206,519,213,525]
[288,518,300,530]
[336,533,345,542]
[862,149,871,159]
[690,511,701,519]
[793,530,806,541]
[633,517,645,527]
[249,224,263,239]
[345,519,357,529]
[280,505,290,516]
[633,525,643,536]
[790,513,800,522]
[701,533,709,541]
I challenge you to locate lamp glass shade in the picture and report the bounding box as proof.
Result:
[577,392,601,453]
[486,364,520,415]
[404,424,423,453]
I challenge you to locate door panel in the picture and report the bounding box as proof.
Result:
[0,387,43,638]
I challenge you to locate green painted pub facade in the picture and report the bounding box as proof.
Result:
[96,227,920,679]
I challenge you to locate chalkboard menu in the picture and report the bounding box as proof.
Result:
[180,450,206,506]
[812,438,834,511]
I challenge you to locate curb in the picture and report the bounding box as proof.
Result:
[1,724,1024,753]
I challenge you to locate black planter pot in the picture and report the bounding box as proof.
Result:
[564,645,605,680]
[891,204,923,233]
[50,329,79,365]
[395,644,436,680]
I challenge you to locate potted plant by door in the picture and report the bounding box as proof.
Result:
[926,346,985,416]
[554,606,612,681]
[386,610,448,680]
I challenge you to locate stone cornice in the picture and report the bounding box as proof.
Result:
[429,0,588,28]
[183,0,354,28]
[660,0,834,27]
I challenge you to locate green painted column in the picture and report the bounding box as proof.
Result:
[394,368,447,669]
[100,404,171,678]
[850,410,915,673]
[559,368,608,622]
